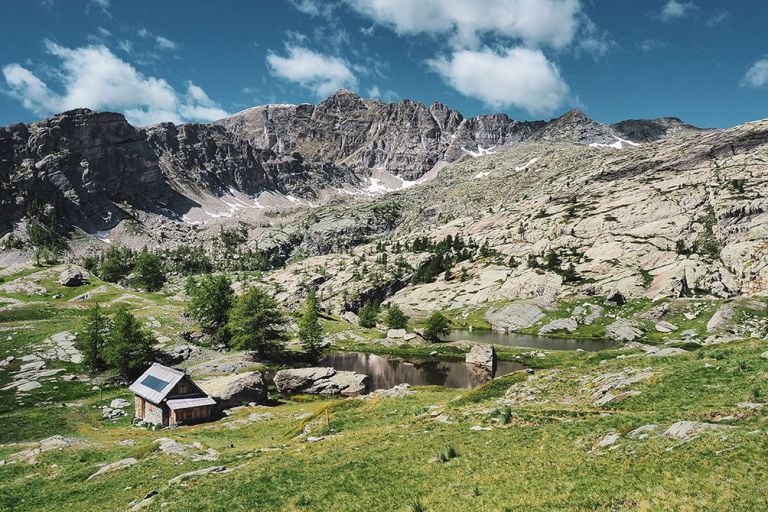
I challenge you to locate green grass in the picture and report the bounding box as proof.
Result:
[2,266,768,510]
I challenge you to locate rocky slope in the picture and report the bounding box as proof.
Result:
[247,116,768,318]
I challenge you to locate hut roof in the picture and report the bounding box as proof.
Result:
[166,397,217,410]
[129,363,186,404]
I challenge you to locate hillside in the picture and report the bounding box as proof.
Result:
[2,93,768,512]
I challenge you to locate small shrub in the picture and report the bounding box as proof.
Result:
[436,446,458,463]
[410,500,426,512]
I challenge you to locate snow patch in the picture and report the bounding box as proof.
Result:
[461,145,497,158]
[514,157,539,172]
[473,171,491,180]
[589,137,640,150]
[94,231,112,244]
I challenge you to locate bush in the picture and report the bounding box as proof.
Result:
[385,304,409,329]
[358,301,380,328]
[424,312,451,342]
[133,247,166,291]
[96,245,135,283]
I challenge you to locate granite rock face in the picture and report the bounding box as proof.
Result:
[273,367,370,397]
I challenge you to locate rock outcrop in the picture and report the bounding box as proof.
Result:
[273,367,370,396]
[199,371,268,408]
[59,268,86,287]
[465,345,496,372]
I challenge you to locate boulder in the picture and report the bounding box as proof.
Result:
[465,344,496,371]
[654,320,678,333]
[59,268,86,287]
[604,289,626,307]
[663,421,729,441]
[627,424,657,439]
[341,311,359,325]
[605,318,643,342]
[538,318,578,334]
[199,371,268,408]
[87,457,138,480]
[485,302,544,332]
[273,367,370,397]
[706,303,735,332]
[387,328,407,339]
[110,398,131,409]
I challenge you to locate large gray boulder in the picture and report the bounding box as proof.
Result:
[199,371,268,408]
[605,318,643,342]
[539,318,578,334]
[706,303,735,332]
[273,367,370,397]
[485,302,544,332]
[59,268,87,287]
[465,344,496,371]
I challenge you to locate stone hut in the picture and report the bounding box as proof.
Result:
[129,363,215,426]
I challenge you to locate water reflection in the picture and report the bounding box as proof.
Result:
[445,330,615,352]
[318,351,523,390]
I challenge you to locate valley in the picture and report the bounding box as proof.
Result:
[1,91,768,511]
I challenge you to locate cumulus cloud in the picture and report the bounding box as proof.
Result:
[742,59,768,89]
[659,0,696,22]
[427,47,569,114]
[1,41,228,125]
[342,0,582,49]
[266,45,358,97]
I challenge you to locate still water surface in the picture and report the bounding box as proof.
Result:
[318,351,523,390]
[445,330,615,352]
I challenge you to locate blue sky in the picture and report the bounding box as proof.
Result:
[1,0,767,128]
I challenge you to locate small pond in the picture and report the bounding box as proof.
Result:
[444,330,616,352]
[318,351,524,390]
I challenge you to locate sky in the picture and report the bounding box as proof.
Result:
[1,0,767,128]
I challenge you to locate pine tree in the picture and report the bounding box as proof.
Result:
[133,247,166,291]
[424,312,451,342]
[385,304,409,330]
[186,274,234,341]
[76,304,110,373]
[104,307,155,379]
[358,301,379,328]
[228,286,288,358]
[298,290,324,360]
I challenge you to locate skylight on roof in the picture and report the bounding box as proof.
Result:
[141,374,170,392]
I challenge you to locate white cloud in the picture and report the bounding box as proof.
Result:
[155,36,178,51]
[742,59,768,89]
[637,39,668,53]
[575,17,616,59]
[88,0,111,15]
[341,0,582,49]
[288,0,335,18]
[659,0,696,22]
[2,42,228,125]
[705,11,729,28]
[366,85,397,101]
[427,46,569,114]
[118,40,133,54]
[266,45,358,97]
